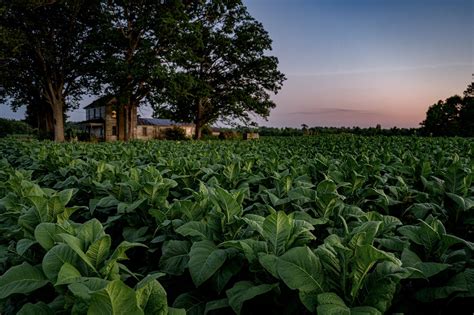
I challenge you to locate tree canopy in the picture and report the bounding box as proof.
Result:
[94,0,186,140]
[1,0,105,141]
[153,0,286,139]
[1,0,285,141]
[421,82,474,137]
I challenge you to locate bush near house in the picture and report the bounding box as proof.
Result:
[218,130,241,140]
[163,126,188,140]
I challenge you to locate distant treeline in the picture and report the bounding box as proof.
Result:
[235,125,419,137]
[0,118,35,138]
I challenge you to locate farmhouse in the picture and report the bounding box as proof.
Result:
[79,96,194,141]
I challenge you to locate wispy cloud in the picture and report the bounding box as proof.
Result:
[288,108,378,115]
[288,63,473,77]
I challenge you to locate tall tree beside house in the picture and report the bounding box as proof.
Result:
[96,0,185,141]
[0,0,104,142]
[153,0,286,139]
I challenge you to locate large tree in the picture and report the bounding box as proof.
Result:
[97,0,184,141]
[0,0,103,141]
[421,81,474,137]
[153,0,286,139]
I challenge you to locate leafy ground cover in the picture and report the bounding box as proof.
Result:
[0,136,473,314]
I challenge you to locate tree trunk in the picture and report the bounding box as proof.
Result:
[124,105,129,141]
[26,100,54,138]
[128,103,137,140]
[117,104,126,141]
[51,99,65,142]
[194,99,203,140]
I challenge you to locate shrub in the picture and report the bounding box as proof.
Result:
[163,126,188,140]
[218,131,240,140]
[0,118,35,138]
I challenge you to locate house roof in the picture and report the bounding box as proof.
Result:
[138,117,193,126]
[84,95,116,109]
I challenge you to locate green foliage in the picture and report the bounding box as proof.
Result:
[421,91,474,137]
[0,119,35,138]
[163,127,188,140]
[1,0,105,141]
[0,135,473,314]
[153,0,285,138]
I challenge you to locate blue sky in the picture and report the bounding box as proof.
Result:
[1,0,473,127]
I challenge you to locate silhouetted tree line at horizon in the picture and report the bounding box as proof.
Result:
[237,81,474,138]
[235,125,419,137]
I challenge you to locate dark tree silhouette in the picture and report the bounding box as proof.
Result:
[153,0,285,139]
[0,1,104,141]
[421,81,474,137]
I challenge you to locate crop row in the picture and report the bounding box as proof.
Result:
[0,136,473,314]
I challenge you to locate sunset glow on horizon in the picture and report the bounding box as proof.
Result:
[0,0,472,128]
[246,0,473,128]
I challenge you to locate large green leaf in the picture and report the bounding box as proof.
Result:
[276,246,325,292]
[204,298,229,314]
[34,222,66,250]
[59,233,97,272]
[67,277,109,300]
[258,253,279,279]
[77,219,106,247]
[86,235,112,269]
[211,258,242,293]
[176,221,211,240]
[242,214,265,235]
[316,292,350,315]
[135,275,168,315]
[262,211,292,255]
[211,187,243,223]
[42,243,79,282]
[16,238,37,256]
[0,262,49,299]
[362,261,411,313]
[159,240,191,276]
[108,241,147,262]
[88,280,143,315]
[188,240,227,287]
[226,281,277,314]
[117,198,146,214]
[102,241,147,279]
[401,248,450,278]
[350,245,400,301]
[173,292,206,315]
[56,262,82,285]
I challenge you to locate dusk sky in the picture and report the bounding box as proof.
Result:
[1,0,473,128]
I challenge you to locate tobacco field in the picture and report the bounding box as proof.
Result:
[0,136,473,314]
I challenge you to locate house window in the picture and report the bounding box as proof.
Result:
[112,126,117,136]
[143,127,147,136]
[93,108,96,118]
[86,110,90,120]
